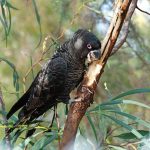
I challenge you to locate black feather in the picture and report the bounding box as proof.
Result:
[7,29,101,136]
[7,86,31,119]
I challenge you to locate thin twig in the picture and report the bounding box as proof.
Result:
[136,4,150,16]
[126,41,150,70]
[84,4,103,16]
[0,86,12,150]
[106,122,137,139]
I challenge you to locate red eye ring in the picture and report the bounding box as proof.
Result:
[87,44,92,49]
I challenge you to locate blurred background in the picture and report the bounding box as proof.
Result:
[0,0,150,149]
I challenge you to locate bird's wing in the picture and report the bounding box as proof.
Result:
[25,57,67,112]
[7,57,67,119]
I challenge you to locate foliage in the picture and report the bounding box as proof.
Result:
[0,0,150,149]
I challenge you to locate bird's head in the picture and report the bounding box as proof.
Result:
[69,29,101,63]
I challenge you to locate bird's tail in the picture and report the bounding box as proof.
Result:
[25,104,57,138]
[26,128,36,138]
[7,102,57,139]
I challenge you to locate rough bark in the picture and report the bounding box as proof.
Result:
[60,0,134,149]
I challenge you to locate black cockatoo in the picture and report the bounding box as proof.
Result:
[7,29,101,134]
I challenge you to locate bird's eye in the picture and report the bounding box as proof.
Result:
[87,44,92,49]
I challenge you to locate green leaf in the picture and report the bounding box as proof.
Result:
[122,100,150,109]
[7,6,12,36]
[92,99,150,113]
[0,120,3,124]
[29,120,44,124]
[0,57,20,98]
[108,145,126,150]
[11,129,26,145]
[1,0,18,10]
[0,1,18,45]
[30,56,35,80]
[79,127,86,139]
[0,110,17,122]
[108,110,150,129]
[0,1,17,45]
[87,105,121,113]
[13,71,19,96]
[1,3,8,31]
[115,130,150,139]
[31,133,56,150]
[14,131,43,150]
[103,114,143,139]
[110,88,150,101]
[92,100,122,112]
[5,1,18,10]
[0,15,8,45]
[86,115,98,142]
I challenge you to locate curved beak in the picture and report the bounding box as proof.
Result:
[87,49,101,63]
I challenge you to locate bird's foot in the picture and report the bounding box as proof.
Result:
[69,97,82,104]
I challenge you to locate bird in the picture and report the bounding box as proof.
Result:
[7,29,101,135]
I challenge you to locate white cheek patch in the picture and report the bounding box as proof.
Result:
[74,38,83,49]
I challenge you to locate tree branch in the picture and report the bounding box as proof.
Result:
[111,0,138,56]
[60,0,134,149]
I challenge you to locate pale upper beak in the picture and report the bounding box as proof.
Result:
[87,49,101,63]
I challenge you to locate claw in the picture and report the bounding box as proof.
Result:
[69,97,82,104]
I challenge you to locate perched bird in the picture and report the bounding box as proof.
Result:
[7,29,101,134]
